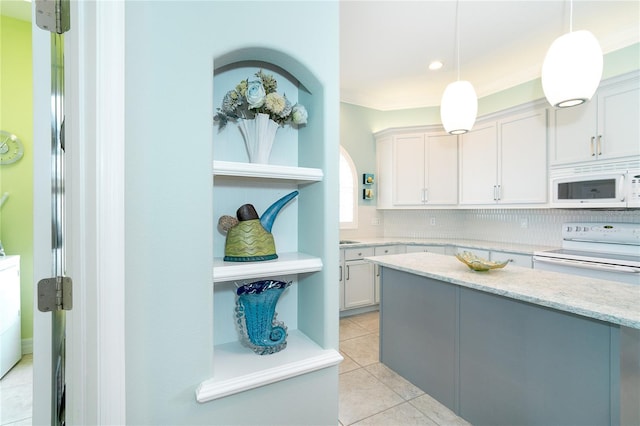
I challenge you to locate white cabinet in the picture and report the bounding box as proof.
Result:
[405,244,447,254]
[460,107,548,206]
[550,72,640,166]
[393,132,458,206]
[0,256,21,378]
[491,250,532,268]
[343,247,375,310]
[376,127,458,209]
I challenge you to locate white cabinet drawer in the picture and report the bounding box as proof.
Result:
[344,247,375,261]
[374,245,404,256]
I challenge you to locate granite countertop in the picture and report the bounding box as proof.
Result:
[365,252,640,329]
[340,237,557,255]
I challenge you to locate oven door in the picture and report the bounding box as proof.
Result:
[533,256,640,285]
[551,172,627,208]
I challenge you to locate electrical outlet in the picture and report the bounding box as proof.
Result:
[371,217,380,226]
[430,217,436,226]
[520,217,528,228]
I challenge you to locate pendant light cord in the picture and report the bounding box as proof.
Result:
[569,0,573,33]
[455,0,460,81]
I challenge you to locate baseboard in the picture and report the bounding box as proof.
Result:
[21,338,33,354]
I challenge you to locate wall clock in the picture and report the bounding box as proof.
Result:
[0,131,24,165]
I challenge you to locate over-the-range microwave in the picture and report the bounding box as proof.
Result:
[551,169,640,208]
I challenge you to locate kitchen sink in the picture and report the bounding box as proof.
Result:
[339,240,360,244]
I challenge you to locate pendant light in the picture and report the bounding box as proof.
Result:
[542,0,603,108]
[440,0,477,135]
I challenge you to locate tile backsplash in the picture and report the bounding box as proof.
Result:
[344,207,639,248]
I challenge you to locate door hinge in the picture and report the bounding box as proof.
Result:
[38,277,73,312]
[35,0,70,34]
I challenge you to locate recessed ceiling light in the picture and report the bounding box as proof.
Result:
[429,61,443,71]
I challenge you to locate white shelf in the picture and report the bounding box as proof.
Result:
[213,252,323,283]
[196,330,343,403]
[213,160,323,183]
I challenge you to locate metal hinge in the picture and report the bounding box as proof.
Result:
[35,0,70,34]
[38,277,73,312]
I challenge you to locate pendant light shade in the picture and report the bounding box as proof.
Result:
[440,0,477,135]
[441,80,478,135]
[542,30,603,108]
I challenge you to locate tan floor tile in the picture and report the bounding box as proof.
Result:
[410,394,472,426]
[365,363,425,401]
[340,333,380,367]
[352,402,438,426]
[339,368,404,426]
[349,311,380,333]
[339,351,361,375]
[340,318,370,341]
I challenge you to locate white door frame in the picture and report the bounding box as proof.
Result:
[32,1,126,424]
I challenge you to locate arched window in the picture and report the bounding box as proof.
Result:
[339,146,358,229]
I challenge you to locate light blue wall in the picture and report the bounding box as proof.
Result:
[124,1,339,424]
[340,43,640,186]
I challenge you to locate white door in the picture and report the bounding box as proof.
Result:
[393,134,426,206]
[459,122,498,205]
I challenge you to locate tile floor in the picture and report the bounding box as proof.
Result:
[0,313,469,426]
[0,354,32,426]
[339,311,470,426]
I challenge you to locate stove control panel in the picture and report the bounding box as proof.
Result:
[563,222,640,245]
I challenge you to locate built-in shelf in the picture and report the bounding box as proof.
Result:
[213,160,324,183]
[196,330,343,403]
[213,252,323,283]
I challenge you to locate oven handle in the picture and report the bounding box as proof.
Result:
[533,257,640,274]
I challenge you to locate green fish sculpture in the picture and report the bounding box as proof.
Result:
[219,191,299,262]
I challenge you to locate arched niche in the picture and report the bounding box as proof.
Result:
[212,48,324,168]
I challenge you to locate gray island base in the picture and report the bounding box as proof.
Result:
[367,252,640,426]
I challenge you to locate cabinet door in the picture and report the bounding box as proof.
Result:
[598,79,640,161]
[339,249,345,311]
[393,134,426,206]
[405,245,447,254]
[376,136,394,209]
[499,108,548,204]
[549,100,596,165]
[459,122,498,205]
[344,260,375,309]
[490,251,532,269]
[426,133,458,205]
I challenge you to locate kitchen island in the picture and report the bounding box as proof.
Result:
[366,252,640,426]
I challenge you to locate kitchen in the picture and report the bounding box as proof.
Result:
[337,1,639,425]
[0,1,638,425]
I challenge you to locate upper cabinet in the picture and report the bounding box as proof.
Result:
[549,72,640,166]
[459,106,548,206]
[376,127,458,209]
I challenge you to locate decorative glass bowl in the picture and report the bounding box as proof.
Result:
[455,251,510,272]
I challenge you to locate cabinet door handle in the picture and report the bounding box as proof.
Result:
[597,135,602,155]
[339,265,342,281]
[424,188,428,203]
[376,265,380,277]
[493,185,497,201]
[590,136,595,156]
[346,265,350,280]
[496,184,501,201]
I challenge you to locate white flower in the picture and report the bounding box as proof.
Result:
[246,81,266,109]
[291,104,308,125]
[265,93,286,115]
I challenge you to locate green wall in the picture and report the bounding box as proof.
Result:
[340,43,640,202]
[0,15,34,345]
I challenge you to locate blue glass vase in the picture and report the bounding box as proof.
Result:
[235,280,291,355]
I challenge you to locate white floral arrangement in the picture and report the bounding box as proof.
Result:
[214,70,308,129]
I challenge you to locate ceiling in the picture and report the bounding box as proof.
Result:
[3,1,638,111]
[340,0,640,110]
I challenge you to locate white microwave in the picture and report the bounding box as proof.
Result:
[551,170,640,208]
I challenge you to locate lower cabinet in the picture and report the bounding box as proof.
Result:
[342,247,375,311]
[405,244,447,254]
